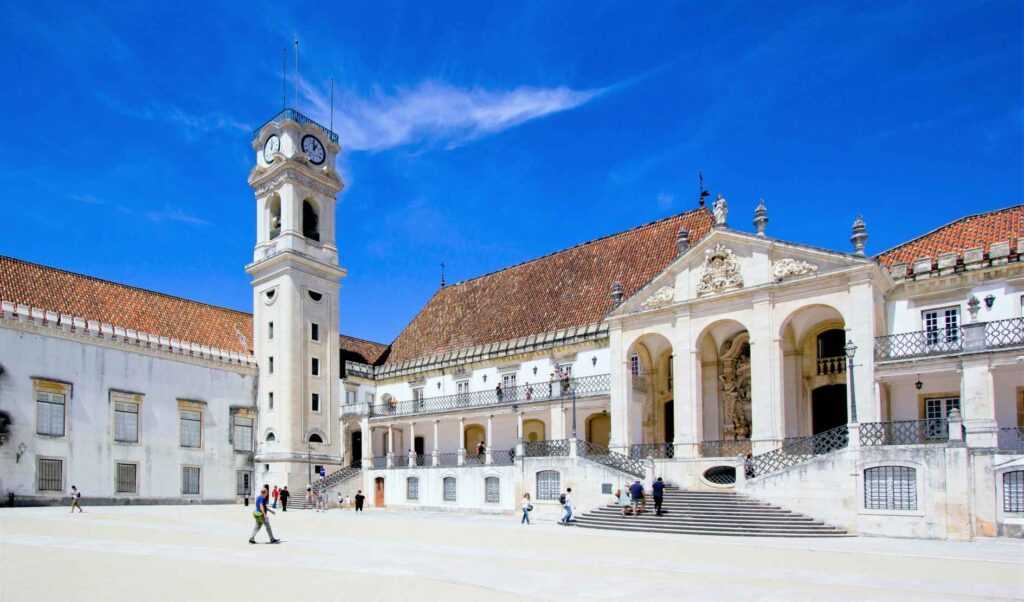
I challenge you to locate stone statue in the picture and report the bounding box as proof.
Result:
[696,244,743,296]
[712,194,728,226]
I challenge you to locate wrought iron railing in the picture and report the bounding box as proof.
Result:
[369,374,610,418]
[315,465,360,492]
[578,439,646,478]
[253,108,339,143]
[875,328,962,361]
[463,453,486,466]
[341,402,370,417]
[391,455,409,468]
[748,424,849,479]
[859,419,949,446]
[699,439,752,458]
[436,452,460,467]
[998,427,1024,452]
[985,317,1024,349]
[628,443,674,459]
[371,456,387,469]
[524,439,571,457]
[816,356,846,375]
[491,448,517,466]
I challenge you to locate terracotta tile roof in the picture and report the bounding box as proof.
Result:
[385,208,715,364]
[0,255,255,354]
[876,204,1023,267]
[339,334,390,365]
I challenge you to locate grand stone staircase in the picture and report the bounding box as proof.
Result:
[572,485,849,537]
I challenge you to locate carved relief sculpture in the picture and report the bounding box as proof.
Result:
[771,258,819,281]
[696,244,743,296]
[640,285,674,310]
[718,333,752,440]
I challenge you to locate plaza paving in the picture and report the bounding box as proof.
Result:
[0,505,1021,601]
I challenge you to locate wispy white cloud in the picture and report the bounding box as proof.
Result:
[145,207,210,226]
[296,77,605,151]
[67,194,209,227]
[98,95,251,140]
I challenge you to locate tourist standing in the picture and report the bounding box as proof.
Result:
[495,383,503,402]
[652,477,665,516]
[354,490,365,512]
[629,480,644,516]
[520,493,532,525]
[271,485,279,509]
[69,486,83,513]
[559,488,573,525]
[249,486,280,544]
[476,440,486,461]
[279,486,290,511]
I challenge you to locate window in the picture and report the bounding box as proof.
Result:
[630,353,640,376]
[180,410,202,448]
[37,458,62,491]
[864,466,917,511]
[311,322,319,341]
[309,433,323,443]
[485,476,500,503]
[601,483,613,494]
[456,380,470,400]
[407,477,419,501]
[302,200,320,241]
[182,466,201,495]
[308,290,323,302]
[346,390,356,404]
[311,393,320,412]
[116,463,137,493]
[114,401,139,443]
[36,390,66,437]
[413,387,424,407]
[443,477,456,501]
[312,357,320,376]
[1004,471,1024,513]
[666,355,673,389]
[232,414,254,452]
[923,306,959,345]
[558,364,573,379]
[268,356,274,374]
[268,392,274,410]
[536,470,560,501]
[924,396,960,439]
[268,321,274,340]
[237,471,253,496]
[502,373,517,390]
[265,432,276,443]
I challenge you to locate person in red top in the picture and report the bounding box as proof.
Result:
[271,485,280,509]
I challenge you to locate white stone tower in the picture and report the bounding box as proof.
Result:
[247,109,346,492]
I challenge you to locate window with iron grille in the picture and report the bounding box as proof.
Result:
[114,401,139,443]
[536,470,560,501]
[1004,471,1023,513]
[236,470,252,496]
[407,477,419,501]
[116,463,137,493]
[36,391,66,436]
[864,466,917,511]
[182,466,201,495]
[232,415,253,452]
[180,410,202,448]
[37,458,62,491]
[485,476,500,503]
[443,477,456,501]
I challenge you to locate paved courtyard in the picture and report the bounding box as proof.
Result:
[1,505,1021,601]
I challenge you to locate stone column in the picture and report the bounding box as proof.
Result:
[432,419,440,467]
[515,412,525,458]
[672,312,701,458]
[608,325,630,451]
[485,415,494,464]
[408,422,417,466]
[339,420,348,466]
[750,295,783,454]
[386,424,394,468]
[847,278,880,423]
[457,417,466,465]
[360,417,371,469]
[961,356,997,447]
[550,405,565,440]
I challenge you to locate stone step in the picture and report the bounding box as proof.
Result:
[571,520,849,538]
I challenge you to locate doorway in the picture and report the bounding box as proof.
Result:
[414,436,425,466]
[586,413,611,447]
[350,431,362,467]
[374,477,385,507]
[811,384,848,434]
[464,424,485,453]
[663,400,674,443]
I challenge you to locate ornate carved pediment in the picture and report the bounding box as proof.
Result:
[771,258,819,281]
[640,285,674,310]
[696,244,743,296]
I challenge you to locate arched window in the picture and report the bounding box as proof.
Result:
[443,477,456,501]
[268,196,281,239]
[265,432,276,443]
[308,433,323,444]
[864,466,916,511]
[406,477,419,501]
[302,200,320,241]
[1004,470,1023,513]
[817,329,846,359]
[485,476,500,503]
[536,470,560,501]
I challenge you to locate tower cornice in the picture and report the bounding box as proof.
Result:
[248,162,343,198]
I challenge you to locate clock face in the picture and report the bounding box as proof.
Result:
[263,135,280,163]
[302,135,326,165]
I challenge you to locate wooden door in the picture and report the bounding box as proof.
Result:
[374,477,385,507]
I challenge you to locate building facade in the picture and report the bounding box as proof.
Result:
[0,109,1021,538]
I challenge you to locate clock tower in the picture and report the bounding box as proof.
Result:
[247,109,346,492]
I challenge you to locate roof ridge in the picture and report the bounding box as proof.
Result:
[873,203,1023,260]
[338,332,390,348]
[0,254,253,318]
[444,207,712,289]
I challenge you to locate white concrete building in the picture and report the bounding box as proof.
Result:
[0,109,1021,539]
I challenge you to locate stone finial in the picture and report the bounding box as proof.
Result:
[753,198,768,237]
[967,294,980,322]
[851,215,868,256]
[712,194,728,227]
[676,226,690,254]
[610,281,624,306]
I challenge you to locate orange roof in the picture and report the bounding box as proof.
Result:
[340,334,390,365]
[386,208,714,363]
[876,204,1023,267]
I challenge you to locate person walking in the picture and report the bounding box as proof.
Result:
[559,488,573,525]
[271,485,279,509]
[652,477,665,516]
[279,486,290,512]
[249,486,281,544]
[520,493,532,525]
[69,486,83,513]
[629,480,644,516]
[354,490,365,512]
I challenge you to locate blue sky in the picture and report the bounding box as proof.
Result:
[1,2,1020,344]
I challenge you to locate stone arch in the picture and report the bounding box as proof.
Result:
[306,428,327,444]
[625,332,674,448]
[522,419,546,442]
[586,412,611,447]
[695,319,751,450]
[777,303,847,437]
[302,198,320,241]
[266,194,281,240]
[464,423,485,454]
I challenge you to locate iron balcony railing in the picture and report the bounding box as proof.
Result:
[436,452,460,467]
[875,318,1024,361]
[816,356,846,376]
[524,438,571,457]
[253,108,340,144]
[578,440,646,478]
[859,419,950,446]
[985,317,1024,349]
[699,439,752,458]
[371,456,387,469]
[491,448,517,466]
[998,427,1024,452]
[628,443,675,459]
[747,424,849,479]
[368,373,610,419]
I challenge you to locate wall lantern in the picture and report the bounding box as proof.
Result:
[533,366,538,375]
[592,356,598,366]
[984,294,996,309]
[915,375,923,391]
